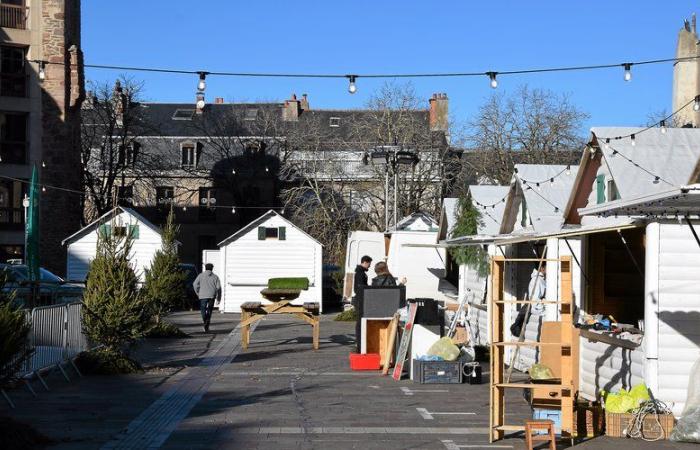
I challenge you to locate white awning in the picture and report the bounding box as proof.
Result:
[492,221,643,245]
[578,185,700,217]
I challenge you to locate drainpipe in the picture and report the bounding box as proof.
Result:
[644,221,660,396]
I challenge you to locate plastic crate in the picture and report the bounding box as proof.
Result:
[349,353,381,370]
[533,408,562,435]
[413,359,462,384]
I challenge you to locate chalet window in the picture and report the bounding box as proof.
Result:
[257,226,286,240]
[98,224,138,239]
[607,179,620,201]
[329,117,340,127]
[156,186,174,206]
[0,45,27,97]
[0,111,27,164]
[181,143,198,168]
[117,185,133,205]
[596,174,606,204]
[113,226,127,238]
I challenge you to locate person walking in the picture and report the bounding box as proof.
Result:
[353,255,372,352]
[193,263,221,332]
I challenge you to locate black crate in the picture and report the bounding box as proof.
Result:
[413,359,462,384]
[463,362,482,385]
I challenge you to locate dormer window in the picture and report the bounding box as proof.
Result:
[607,179,620,201]
[244,109,258,121]
[172,109,195,120]
[329,117,340,127]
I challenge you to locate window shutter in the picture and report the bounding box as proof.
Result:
[128,224,140,239]
[278,226,286,241]
[596,174,606,204]
[98,224,111,239]
[258,227,266,240]
[520,201,527,227]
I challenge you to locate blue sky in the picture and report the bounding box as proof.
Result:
[83,1,698,136]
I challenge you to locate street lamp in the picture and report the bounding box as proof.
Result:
[369,145,419,231]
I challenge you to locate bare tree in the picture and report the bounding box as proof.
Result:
[80,77,159,222]
[455,85,588,190]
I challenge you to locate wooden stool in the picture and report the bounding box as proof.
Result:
[525,419,556,450]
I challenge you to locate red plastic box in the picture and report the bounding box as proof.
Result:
[349,353,381,370]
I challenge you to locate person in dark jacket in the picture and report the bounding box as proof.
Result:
[193,263,222,332]
[353,255,372,352]
[371,261,407,286]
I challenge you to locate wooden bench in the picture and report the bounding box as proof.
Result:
[240,300,320,350]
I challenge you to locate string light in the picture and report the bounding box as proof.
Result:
[565,165,571,176]
[623,63,632,82]
[231,207,236,214]
[197,72,207,91]
[41,161,46,168]
[41,186,46,192]
[487,72,498,89]
[653,176,660,184]
[660,120,667,134]
[38,61,45,81]
[264,166,269,173]
[347,75,357,94]
[630,134,636,146]
[183,206,187,211]
[536,182,541,191]
[695,95,700,112]
[231,168,236,175]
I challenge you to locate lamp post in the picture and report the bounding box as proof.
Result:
[368,146,419,231]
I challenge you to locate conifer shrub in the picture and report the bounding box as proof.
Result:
[0,272,33,387]
[449,196,490,277]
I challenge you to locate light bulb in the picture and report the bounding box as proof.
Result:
[347,75,357,94]
[630,134,636,146]
[565,165,571,176]
[232,169,236,175]
[231,207,236,214]
[660,120,667,134]
[694,95,700,112]
[41,186,46,192]
[183,206,187,212]
[554,207,559,213]
[605,139,610,150]
[197,72,207,92]
[38,61,46,81]
[41,161,46,168]
[536,183,541,191]
[549,178,554,186]
[623,63,632,82]
[653,176,660,184]
[487,72,498,89]
[265,166,269,173]
[196,99,205,110]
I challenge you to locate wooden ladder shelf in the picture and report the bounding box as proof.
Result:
[489,255,574,443]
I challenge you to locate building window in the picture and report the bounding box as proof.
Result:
[172,109,195,120]
[596,174,606,204]
[607,179,620,201]
[0,45,27,97]
[244,109,258,121]
[156,186,174,207]
[181,143,198,168]
[0,1,27,30]
[117,185,134,206]
[0,112,27,164]
[329,117,340,127]
[198,187,217,221]
[0,179,24,230]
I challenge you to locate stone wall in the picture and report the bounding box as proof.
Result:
[39,0,84,275]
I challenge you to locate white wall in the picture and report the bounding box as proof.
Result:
[66,211,162,282]
[579,336,646,401]
[654,222,700,416]
[387,231,447,300]
[221,215,322,313]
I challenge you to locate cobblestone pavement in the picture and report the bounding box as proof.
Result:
[2,311,698,449]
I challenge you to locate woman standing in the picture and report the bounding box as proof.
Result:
[371,261,406,286]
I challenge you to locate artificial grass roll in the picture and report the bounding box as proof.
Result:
[267,277,309,290]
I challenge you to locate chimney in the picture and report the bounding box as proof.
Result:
[282,93,301,121]
[429,93,449,132]
[673,15,700,127]
[113,80,125,125]
[215,97,224,104]
[300,93,310,111]
[195,92,205,114]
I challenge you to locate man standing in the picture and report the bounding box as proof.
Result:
[353,255,372,352]
[193,263,221,332]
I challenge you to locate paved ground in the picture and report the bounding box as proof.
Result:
[2,311,698,449]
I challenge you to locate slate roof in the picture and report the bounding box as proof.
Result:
[468,185,510,235]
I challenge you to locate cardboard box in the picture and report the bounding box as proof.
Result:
[531,322,579,407]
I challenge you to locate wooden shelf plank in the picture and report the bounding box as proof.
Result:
[492,341,569,347]
[493,300,562,304]
[494,383,568,389]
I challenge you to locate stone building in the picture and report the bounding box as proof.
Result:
[0,0,84,273]
[673,13,700,127]
[82,91,452,266]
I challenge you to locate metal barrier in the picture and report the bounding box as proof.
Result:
[1,302,91,407]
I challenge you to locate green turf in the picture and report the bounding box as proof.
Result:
[267,277,309,290]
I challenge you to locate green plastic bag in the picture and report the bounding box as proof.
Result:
[629,384,651,405]
[529,364,555,380]
[427,337,461,361]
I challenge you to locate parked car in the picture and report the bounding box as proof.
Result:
[178,263,199,309]
[0,264,84,308]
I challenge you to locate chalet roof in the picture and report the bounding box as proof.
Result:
[62,206,169,245]
[393,212,439,232]
[469,185,510,236]
[217,210,322,247]
[513,164,579,233]
[591,127,700,199]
